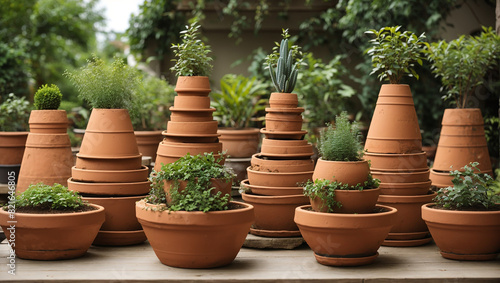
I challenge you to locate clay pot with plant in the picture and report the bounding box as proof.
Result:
[17,84,73,192]
[0,183,105,260]
[137,152,254,269]
[422,162,500,261]
[425,27,500,188]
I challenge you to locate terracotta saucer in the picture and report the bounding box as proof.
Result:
[265,107,305,113]
[382,237,433,247]
[260,128,307,140]
[92,230,147,246]
[385,231,430,240]
[250,227,301,238]
[440,251,499,261]
[67,178,150,195]
[314,252,379,267]
[71,165,149,183]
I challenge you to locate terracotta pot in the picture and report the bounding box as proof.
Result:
[260,128,307,140]
[28,110,68,134]
[310,187,381,213]
[378,180,432,195]
[265,113,303,132]
[169,108,215,122]
[154,141,223,170]
[166,121,218,136]
[0,132,28,164]
[422,203,500,261]
[161,132,219,143]
[136,200,254,268]
[71,165,149,183]
[371,169,430,183]
[82,195,145,231]
[75,155,142,171]
[217,127,261,158]
[430,108,492,188]
[269,92,298,108]
[250,153,314,173]
[224,157,251,183]
[364,152,428,172]
[240,179,304,196]
[0,204,104,260]
[247,167,313,187]
[241,192,308,234]
[134,130,163,162]
[173,95,211,109]
[174,76,211,96]
[260,138,314,158]
[163,178,232,205]
[422,145,437,160]
[294,204,397,266]
[68,178,150,196]
[312,158,370,187]
[365,84,422,154]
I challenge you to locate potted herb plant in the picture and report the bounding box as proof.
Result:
[0,182,105,260]
[425,27,500,187]
[136,152,254,268]
[422,162,500,260]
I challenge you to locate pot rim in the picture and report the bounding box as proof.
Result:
[422,202,500,215]
[295,204,397,223]
[247,167,313,176]
[0,203,104,218]
[378,191,437,203]
[241,179,304,190]
[364,152,426,157]
[316,158,368,165]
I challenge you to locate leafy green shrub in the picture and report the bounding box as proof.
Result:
[425,27,500,108]
[34,84,63,110]
[0,93,31,131]
[318,111,363,161]
[170,21,213,77]
[434,162,500,211]
[366,26,426,84]
[211,74,268,128]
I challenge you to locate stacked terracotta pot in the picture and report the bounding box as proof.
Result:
[155,77,223,169]
[242,92,313,238]
[363,84,436,247]
[68,109,149,246]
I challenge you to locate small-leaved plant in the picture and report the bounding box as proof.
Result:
[34,84,62,110]
[0,93,31,131]
[433,162,500,211]
[170,21,213,77]
[318,111,363,162]
[365,26,426,84]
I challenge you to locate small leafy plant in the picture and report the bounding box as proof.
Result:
[34,84,62,110]
[366,26,426,84]
[0,93,31,131]
[170,21,213,77]
[318,111,363,162]
[433,162,500,211]
[211,74,268,128]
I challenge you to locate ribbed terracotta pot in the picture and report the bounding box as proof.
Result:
[163,178,232,205]
[166,121,218,136]
[365,84,422,154]
[218,128,260,158]
[247,167,313,187]
[82,195,145,231]
[240,179,304,196]
[28,110,68,134]
[312,159,370,187]
[260,138,314,158]
[174,76,211,96]
[134,130,163,162]
[68,178,150,196]
[154,140,223,170]
[136,200,254,268]
[269,92,298,108]
[422,203,500,261]
[0,132,28,165]
[295,204,397,266]
[250,153,314,173]
[169,109,215,122]
[310,187,381,213]
[265,112,303,132]
[0,204,104,260]
[71,165,149,183]
[430,108,492,188]
[75,156,142,171]
[173,95,211,109]
[364,152,428,172]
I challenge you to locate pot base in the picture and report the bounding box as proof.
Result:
[250,227,301,238]
[92,230,147,246]
[382,237,432,247]
[440,251,499,261]
[314,252,378,267]
[15,247,88,261]
[386,231,430,240]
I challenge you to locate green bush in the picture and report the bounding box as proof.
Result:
[34,84,63,110]
[0,93,31,131]
[318,111,363,161]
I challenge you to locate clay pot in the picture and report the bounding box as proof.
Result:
[163,178,232,205]
[71,165,149,183]
[174,76,211,96]
[364,152,428,172]
[422,203,500,261]
[365,84,422,154]
[68,178,150,196]
[82,195,145,231]
[166,121,218,136]
[28,110,68,134]
[269,92,298,108]
[169,108,215,122]
[246,167,313,187]
[217,127,260,158]
[378,180,432,196]
[294,204,397,266]
[371,169,430,183]
[240,179,304,196]
[260,138,314,158]
[161,132,219,143]
[0,132,28,165]
[0,204,104,260]
[310,187,381,213]
[134,130,163,162]
[224,157,251,183]
[154,141,223,170]
[75,156,142,171]
[251,154,314,173]
[312,159,370,187]
[265,112,303,132]
[173,95,211,109]
[260,128,307,140]
[241,192,309,236]
[136,200,254,268]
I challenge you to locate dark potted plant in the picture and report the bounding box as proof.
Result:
[422,162,500,260]
[136,152,254,268]
[425,27,500,187]
[0,182,105,260]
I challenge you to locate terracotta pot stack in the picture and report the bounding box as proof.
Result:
[68,109,149,246]
[0,132,28,185]
[364,85,435,247]
[241,92,313,238]
[154,77,223,170]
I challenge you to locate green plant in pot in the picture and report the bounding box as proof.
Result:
[136,152,254,268]
[0,182,105,260]
[422,162,500,261]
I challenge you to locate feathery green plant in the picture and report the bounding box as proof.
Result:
[34,84,62,110]
[318,111,363,161]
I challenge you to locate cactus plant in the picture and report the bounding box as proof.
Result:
[34,84,62,110]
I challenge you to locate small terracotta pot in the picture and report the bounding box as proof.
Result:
[250,153,314,173]
[312,159,369,187]
[28,110,68,134]
[265,113,303,132]
[294,204,397,266]
[174,76,211,96]
[0,132,28,164]
[364,152,428,172]
[260,128,307,140]
[378,180,432,195]
[364,84,422,154]
[247,167,313,187]
[71,165,149,183]
[371,169,430,183]
[240,179,304,196]
[269,92,298,108]
[134,130,163,162]
[163,178,232,205]
[166,121,218,136]
[310,187,381,213]
[422,203,500,261]
[154,141,223,171]
[218,128,260,158]
[68,178,150,196]
[260,138,314,158]
[169,108,215,122]
[75,155,142,171]
[0,204,104,260]
[173,95,211,109]
[136,200,254,268]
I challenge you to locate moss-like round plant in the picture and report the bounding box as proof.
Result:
[0,93,31,131]
[170,21,213,77]
[318,111,363,161]
[34,84,62,110]
[365,26,426,84]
